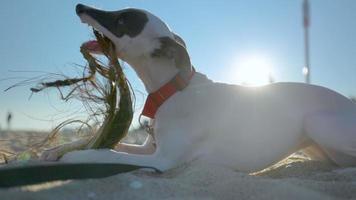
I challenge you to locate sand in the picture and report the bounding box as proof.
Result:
[0,157,355,200]
[1,131,356,199]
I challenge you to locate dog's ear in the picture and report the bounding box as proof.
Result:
[152,36,191,71]
[172,32,186,48]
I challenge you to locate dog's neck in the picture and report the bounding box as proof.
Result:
[127,56,179,93]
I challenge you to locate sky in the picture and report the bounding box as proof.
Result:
[0,0,356,131]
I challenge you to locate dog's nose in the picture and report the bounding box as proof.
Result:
[76,4,87,15]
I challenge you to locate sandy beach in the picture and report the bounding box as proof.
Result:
[0,156,355,199]
[1,131,356,200]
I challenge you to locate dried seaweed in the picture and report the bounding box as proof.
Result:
[86,30,133,149]
[1,29,133,162]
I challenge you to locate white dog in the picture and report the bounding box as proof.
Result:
[45,4,356,172]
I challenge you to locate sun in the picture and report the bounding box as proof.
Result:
[232,54,274,86]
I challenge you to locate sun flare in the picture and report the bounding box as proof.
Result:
[232,55,274,86]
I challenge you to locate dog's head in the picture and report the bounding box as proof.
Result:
[76,4,191,71]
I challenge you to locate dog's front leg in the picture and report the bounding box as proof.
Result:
[40,138,91,161]
[59,149,173,171]
[115,134,156,154]
[41,134,156,161]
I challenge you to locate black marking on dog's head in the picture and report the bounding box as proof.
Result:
[76,4,148,38]
[152,37,191,71]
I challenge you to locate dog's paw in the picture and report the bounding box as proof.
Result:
[40,139,91,161]
[40,147,64,161]
[40,143,74,161]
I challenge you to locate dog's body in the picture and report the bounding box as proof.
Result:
[46,4,356,172]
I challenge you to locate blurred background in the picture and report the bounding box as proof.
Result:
[0,0,356,132]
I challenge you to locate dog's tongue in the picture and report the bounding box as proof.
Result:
[82,40,102,54]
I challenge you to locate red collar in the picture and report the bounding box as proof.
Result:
[141,68,195,119]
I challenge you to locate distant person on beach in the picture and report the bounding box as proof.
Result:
[7,112,12,130]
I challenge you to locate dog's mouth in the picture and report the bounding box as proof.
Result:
[76,4,119,55]
[79,15,105,55]
[82,37,103,55]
